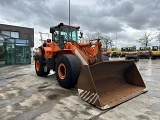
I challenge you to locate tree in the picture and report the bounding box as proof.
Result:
[137,32,152,47]
[84,32,103,41]
[101,36,113,50]
[156,29,160,43]
[84,32,113,50]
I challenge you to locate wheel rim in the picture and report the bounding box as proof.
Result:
[36,60,40,71]
[58,63,66,80]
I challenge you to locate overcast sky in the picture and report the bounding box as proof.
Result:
[0,0,160,49]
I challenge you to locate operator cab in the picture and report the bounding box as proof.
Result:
[126,47,135,52]
[121,47,126,52]
[139,47,150,51]
[50,23,81,48]
[152,46,159,51]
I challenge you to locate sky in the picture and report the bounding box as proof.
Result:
[0,0,160,49]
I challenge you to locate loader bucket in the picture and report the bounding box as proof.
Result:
[77,60,147,110]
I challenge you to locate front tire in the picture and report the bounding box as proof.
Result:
[135,57,139,62]
[55,54,81,89]
[151,56,155,59]
[102,55,109,61]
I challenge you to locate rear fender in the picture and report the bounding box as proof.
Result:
[56,50,74,57]
[44,47,54,58]
[46,50,74,70]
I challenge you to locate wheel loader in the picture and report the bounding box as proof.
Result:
[125,46,139,62]
[120,47,127,57]
[151,46,160,59]
[35,23,147,110]
[138,47,151,59]
[110,48,120,58]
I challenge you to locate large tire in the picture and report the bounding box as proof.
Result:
[35,55,50,76]
[135,57,139,62]
[55,54,81,89]
[151,56,155,59]
[147,55,150,59]
[102,55,109,61]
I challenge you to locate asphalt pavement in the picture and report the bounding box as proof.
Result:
[0,58,160,120]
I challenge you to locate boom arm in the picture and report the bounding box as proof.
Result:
[64,40,102,65]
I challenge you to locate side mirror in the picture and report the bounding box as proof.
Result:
[53,32,57,37]
[79,31,83,38]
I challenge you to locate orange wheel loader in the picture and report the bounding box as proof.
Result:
[35,23,147,110]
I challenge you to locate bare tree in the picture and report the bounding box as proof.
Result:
[101,36,113,50]
[84,32,113,50]
[156,29,160,43]
[84,32,103,41]
[137,32,152,47]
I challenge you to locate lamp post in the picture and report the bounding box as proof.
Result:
[69,0,70,25]
[115,32,117,48]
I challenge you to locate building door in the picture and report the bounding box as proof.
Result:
[15,45,30,64]
[5,42,15,65]
[0,40,5,67]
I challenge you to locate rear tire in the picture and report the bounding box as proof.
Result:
[35,55,50,76]
[55,54,81,89]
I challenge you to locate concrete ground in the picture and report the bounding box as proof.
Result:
[0,58,160,120]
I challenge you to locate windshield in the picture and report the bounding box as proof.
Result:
[50,23,82,49]
[52,25,79,47]
[121,47,126,52]
[126,47,135,52]
[139,47,145,51]
[139,47,149,51]
[152,46,158,51]
[111,48,116,51]
[59,26,78,42]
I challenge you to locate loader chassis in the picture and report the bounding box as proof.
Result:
[125,47,139,62]
[138,47,150,59]
[120,47,126,57]
[110,48,120,58]
[35,23,147,110]
[151,46,160,59]
[35,23,106,88]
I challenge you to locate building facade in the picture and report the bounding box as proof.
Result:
[0,24,34,67]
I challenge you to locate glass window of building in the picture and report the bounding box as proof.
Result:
[11,31,19,38]
[1,31,20,38]
[2,30,10,36]
[15,39,30,64]
[0,38,30,67]
[5,39,15,65]
[0,40,5,67]
[0,36,4,40]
